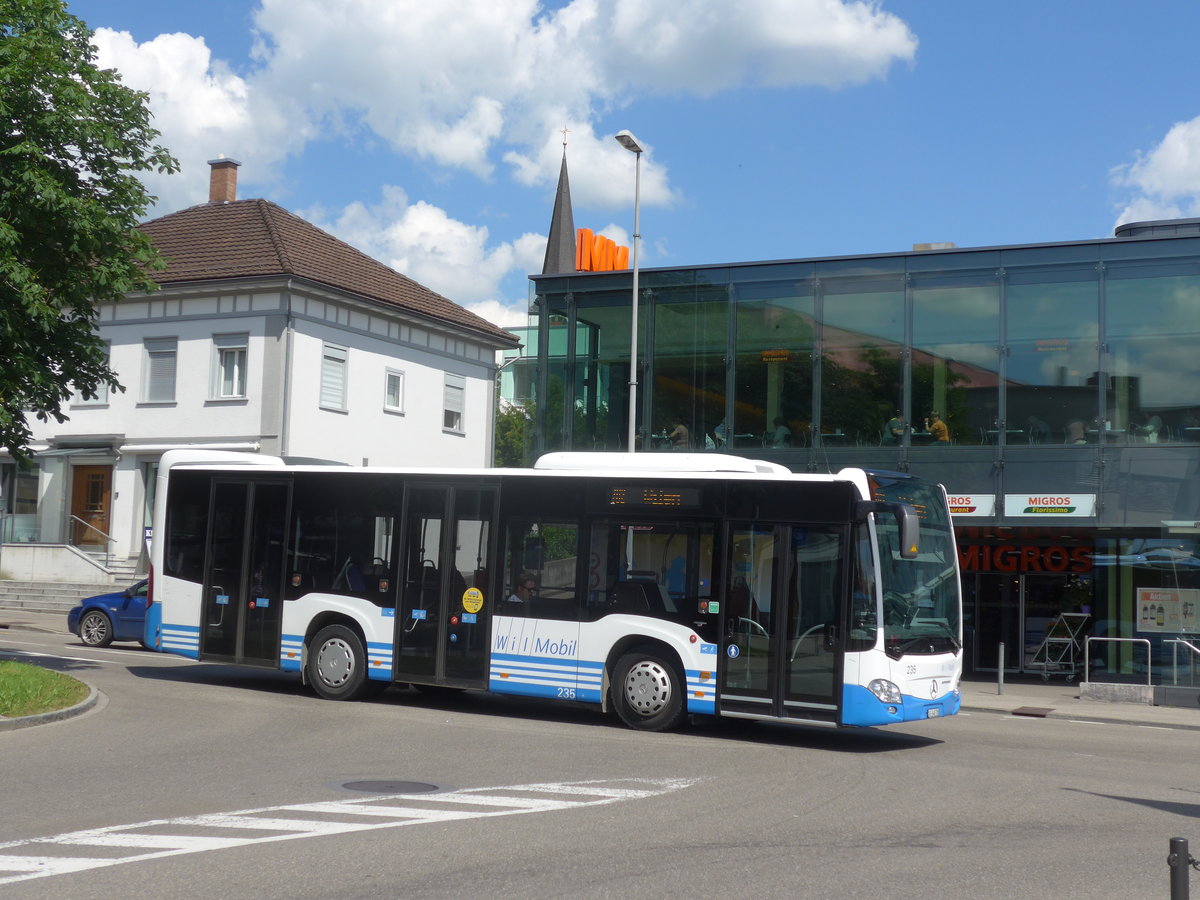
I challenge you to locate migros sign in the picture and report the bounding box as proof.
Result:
[1002,493,1096,518]
[958,543,1093,574]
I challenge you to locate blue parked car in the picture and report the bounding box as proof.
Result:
[67,579,150,648]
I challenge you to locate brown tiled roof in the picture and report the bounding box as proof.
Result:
[138,199,518,345]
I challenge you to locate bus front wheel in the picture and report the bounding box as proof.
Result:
[307,625,370,701]
[612,651,686,731]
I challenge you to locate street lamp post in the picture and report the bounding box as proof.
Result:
[615,129,643,452]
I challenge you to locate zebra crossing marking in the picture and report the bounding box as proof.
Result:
[0,777,697,886]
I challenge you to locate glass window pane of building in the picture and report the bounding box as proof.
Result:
[649,279,728,451]
[1004,267,1099,443]
[733,271,814,449]
[818,270,904,447]
[1103,259,1200,442]
[911,270,1000,446]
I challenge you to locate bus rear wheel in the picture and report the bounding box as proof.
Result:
[307,625,371,701]
[612,651,686,731]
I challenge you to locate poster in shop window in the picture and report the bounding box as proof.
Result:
[1136,588,1200,634]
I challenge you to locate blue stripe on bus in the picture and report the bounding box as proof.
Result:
[841,682,961,726]
[685,668,717,714]
[161,623,199,659]
[490,651,593,702]
[488,654,716,714]
[366,640,393,679]
[280,634,304,672]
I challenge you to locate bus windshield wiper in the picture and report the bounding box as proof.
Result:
[885,628,960,660]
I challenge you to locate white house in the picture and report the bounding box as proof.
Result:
[0,159,518,583]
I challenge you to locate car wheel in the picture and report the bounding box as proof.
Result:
[79,610,114,648]
[306,625,371,700]
[611,650,686,731]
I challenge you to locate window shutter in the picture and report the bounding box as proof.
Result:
[321,345,347,409]
[443,374,465,430]
[145,339,177,402]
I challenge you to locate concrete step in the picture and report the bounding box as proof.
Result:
[0,580,124,614]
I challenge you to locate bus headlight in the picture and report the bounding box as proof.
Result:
[868,678,902,704]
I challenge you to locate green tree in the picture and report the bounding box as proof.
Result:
[494,400,532,467]
[0,0,177,459]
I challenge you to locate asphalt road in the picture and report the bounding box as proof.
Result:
[1,625,1195,899]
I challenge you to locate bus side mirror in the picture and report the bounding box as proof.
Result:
[856,500,920,559]
[895,505,919,559]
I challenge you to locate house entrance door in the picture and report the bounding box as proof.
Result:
[70,465,112,547]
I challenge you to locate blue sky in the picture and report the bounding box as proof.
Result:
[67,0,1200,328]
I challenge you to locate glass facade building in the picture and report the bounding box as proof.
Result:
[527,222,1200,684]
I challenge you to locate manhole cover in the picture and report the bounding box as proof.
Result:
[341,780,440,794]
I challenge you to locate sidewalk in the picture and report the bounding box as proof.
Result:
[3,608,1199,731]
[960,675,1200,731]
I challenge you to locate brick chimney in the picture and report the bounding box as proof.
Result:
[208,157,241,203]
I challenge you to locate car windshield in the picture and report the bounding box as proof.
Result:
[871,474,962,658]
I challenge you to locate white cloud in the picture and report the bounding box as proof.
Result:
[1113,116,1200,227]
[91,28,291,213]
[303,186,541,322]
[465,299,530,330]
[604,0,916,95]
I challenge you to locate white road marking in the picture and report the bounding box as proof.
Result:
[0,647,150,666]
[0,778,697,886]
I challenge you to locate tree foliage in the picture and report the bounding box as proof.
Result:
[0,0,177,459]
[494,399,532,467]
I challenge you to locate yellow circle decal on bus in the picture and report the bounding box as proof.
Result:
[462,587,484,614]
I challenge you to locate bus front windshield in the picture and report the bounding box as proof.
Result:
[871,475,961,658]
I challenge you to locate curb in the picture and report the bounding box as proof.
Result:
[0,684,100,732]
[961,699,1200,731]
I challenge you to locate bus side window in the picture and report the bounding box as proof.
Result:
[504,521,579,621]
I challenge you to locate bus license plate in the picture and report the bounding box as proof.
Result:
[926,708,941,718]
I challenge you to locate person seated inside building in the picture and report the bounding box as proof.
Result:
[1132,411,1163,443]
[669,420,689,449]
[771,416,792,447]
[924,410,949,442]
[882,411,904,445]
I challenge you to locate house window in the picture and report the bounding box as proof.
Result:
[142,338,177,403]
[320,343,348,411]
[212,334,248,399]
[443,374,465,433]
[72,341,110,406]
[384,369,405,413]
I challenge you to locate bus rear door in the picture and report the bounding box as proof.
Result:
[199,479,291,666]
[719,524,844,723]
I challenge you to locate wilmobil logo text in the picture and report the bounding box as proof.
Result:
[1023,496,1075,514]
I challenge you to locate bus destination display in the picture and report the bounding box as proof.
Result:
[607,485,702,509]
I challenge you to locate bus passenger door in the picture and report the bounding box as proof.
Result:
[719,524,843,723]
[200,480,291,666]
[394,485,496,687]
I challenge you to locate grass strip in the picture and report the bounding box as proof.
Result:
[0,660,89,718]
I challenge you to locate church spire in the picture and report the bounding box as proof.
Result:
[541,132,576,275]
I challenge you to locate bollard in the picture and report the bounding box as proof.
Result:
[998,642,1005,696]
[1170,837,1190,900]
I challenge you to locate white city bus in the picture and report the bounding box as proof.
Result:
[145,450,962,731]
